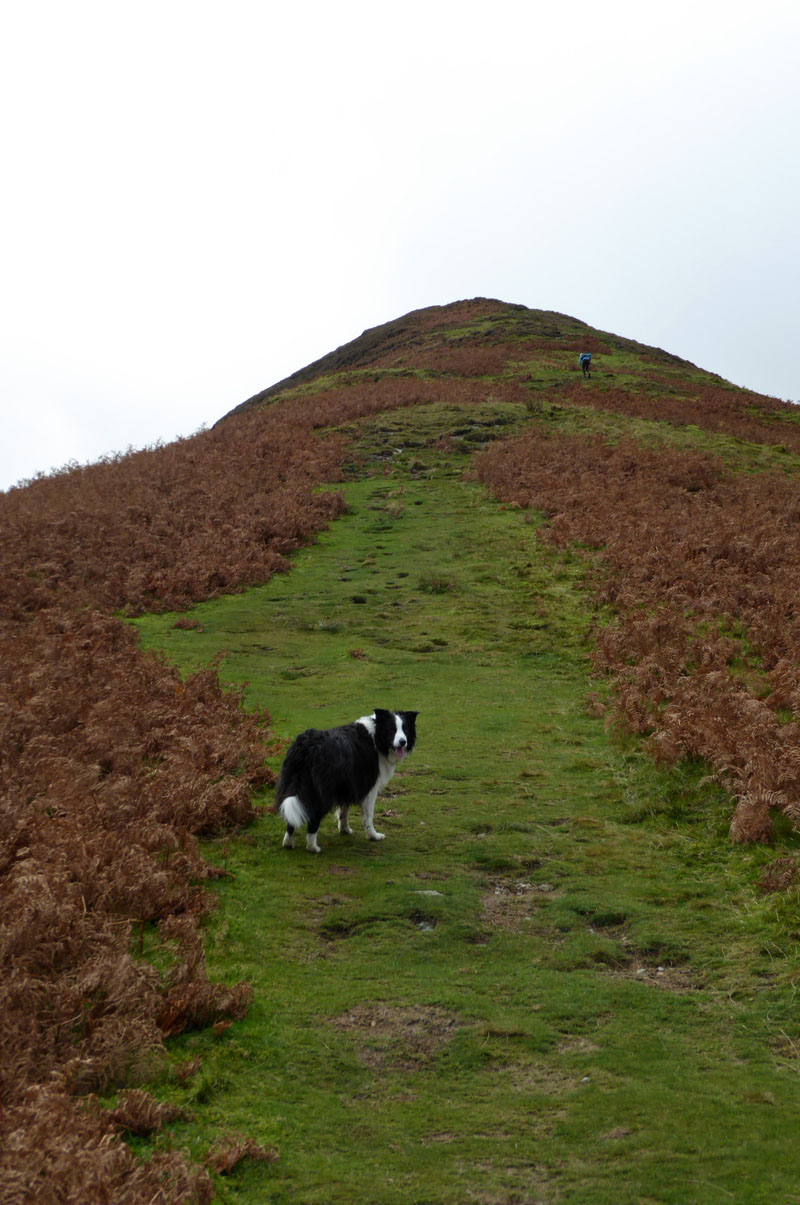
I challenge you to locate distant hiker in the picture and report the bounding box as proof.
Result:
[579,353,592,378]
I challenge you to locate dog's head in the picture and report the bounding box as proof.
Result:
[373,708,418,761]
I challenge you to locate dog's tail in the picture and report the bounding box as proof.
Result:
[278,795,308,830]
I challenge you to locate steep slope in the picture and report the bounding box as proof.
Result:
[215,297,800,844]
[223,296,799,453]
[3,296,800,1199]
[132,397,800,1202]
[223,297,697,419]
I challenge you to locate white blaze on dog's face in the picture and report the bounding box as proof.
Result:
[393,712,408,760]
[367,709,418,762]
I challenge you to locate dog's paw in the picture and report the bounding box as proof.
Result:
[338,823,353,835]
[282,833,294,849]
[367,830,385,841]
[307,837,322,853]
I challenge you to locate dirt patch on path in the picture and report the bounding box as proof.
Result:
[331,1004,462,1070]
[481,876,560,933]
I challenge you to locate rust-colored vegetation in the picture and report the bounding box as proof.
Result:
[0,405,351,1197]
[472,430,800,841]
[1,407,348,618]
[557,379,800,453]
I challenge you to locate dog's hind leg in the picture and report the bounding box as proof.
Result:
[337,805,352,835]
[361,787,385,841]
[306,828,322,854]
[279,795,308,850]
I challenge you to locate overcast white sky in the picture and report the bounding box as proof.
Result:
[1,0,798,491]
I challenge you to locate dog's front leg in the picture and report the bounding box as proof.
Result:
[361,788,384,841]
[337,805,352,835]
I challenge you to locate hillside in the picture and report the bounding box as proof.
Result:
[3,297,800,1200]
[223,299,697,418]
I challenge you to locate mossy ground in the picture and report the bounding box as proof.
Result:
[132,403,800,1203]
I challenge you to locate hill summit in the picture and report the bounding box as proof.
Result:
[218,295,799,458]
[223,297,698,421]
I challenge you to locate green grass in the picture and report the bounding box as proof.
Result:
[131,404,800,1203]
[530,397,800,475]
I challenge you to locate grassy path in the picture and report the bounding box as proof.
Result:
[134,406,800,1203]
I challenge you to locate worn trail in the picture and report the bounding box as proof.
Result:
[134,407,800,1203]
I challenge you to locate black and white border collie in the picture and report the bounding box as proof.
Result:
[275,709,418,853]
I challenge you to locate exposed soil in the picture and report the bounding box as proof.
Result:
[331,1004,462,1070]
[481,876,560,932]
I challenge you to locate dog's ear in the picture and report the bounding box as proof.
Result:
[401,711,418,736]
[400,711,418,752]
[373,708,391,722]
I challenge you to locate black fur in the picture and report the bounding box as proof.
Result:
[275,708,418,852]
